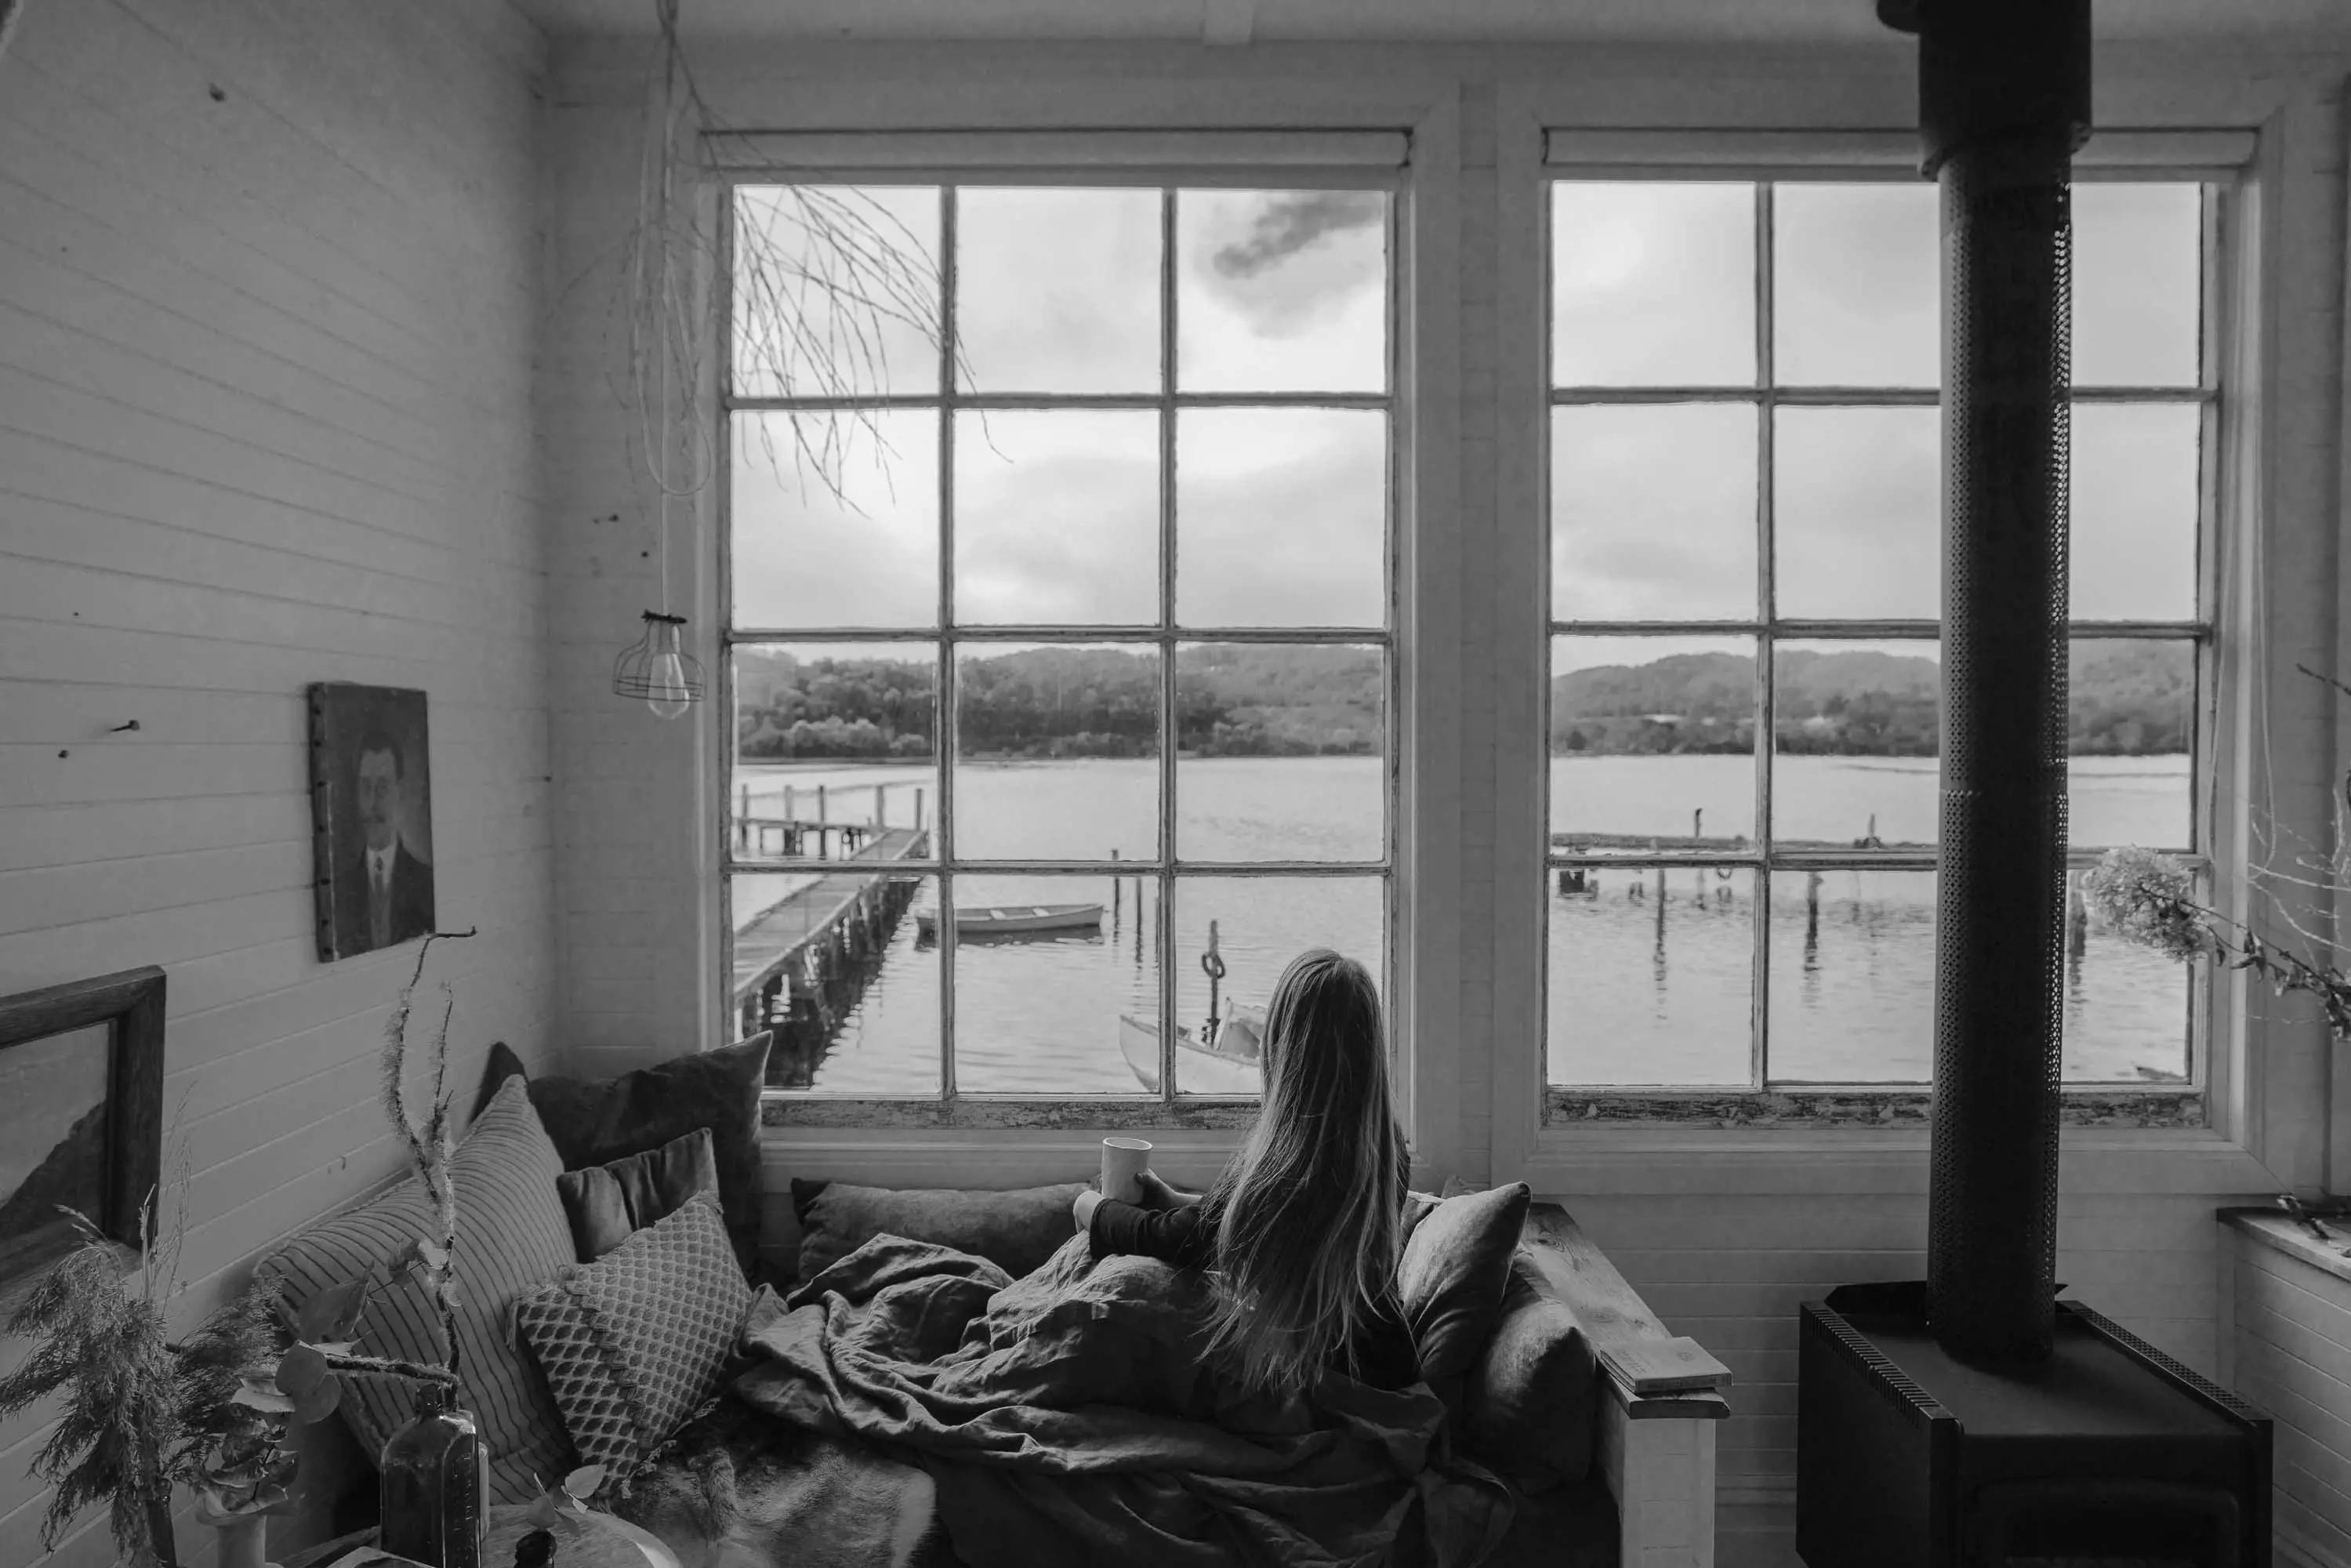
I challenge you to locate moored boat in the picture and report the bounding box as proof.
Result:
[913,903,1103,939]
[1118,1004,1265,1095]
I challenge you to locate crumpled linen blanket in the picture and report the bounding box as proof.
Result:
[726,1231,1515,1568]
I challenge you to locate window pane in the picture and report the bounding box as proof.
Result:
[1177,189,1388,394]
[953,411,1159,625]
[733,185,941,399]
[953,188,1159,394]
[1772,183,1939,387]
[1549,864,1754,1086]
[2073,183,2201,388]
[1768,869,1935,1083]
[734,872,940,1093]
[1552,404,1757,621]
[1168,875,1386,1095]
[949,873,1159,1093]
[1551,636,1756,848]
[1553,183,1754,387]
[1772,640,1941,851]
[733,644,936,867]
[2063,868,2192,1082]
[1774,406,1939,619]
[732,410,938,629]
[953,644,1159,860]
[2069,639,2194,849]
[1177,643,1384,862]
[2071,402,2199,622]
[1177,408,1386,629]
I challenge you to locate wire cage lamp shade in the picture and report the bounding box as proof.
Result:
[613,610,705,720]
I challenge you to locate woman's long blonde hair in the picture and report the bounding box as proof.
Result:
[1201,949,1409,1394]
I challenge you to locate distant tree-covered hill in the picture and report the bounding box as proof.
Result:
[734,640,2190,761]
[1551,643,2191,757]
[736,643,1384,760]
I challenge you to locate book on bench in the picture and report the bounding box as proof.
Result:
[1595,1337,1732,1396]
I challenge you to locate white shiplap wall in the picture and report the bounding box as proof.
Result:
[2225,1214,2351,1566]
[0,1,551,1562]
[538,35,2350,1568]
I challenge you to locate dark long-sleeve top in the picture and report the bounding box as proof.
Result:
[1088,1196,1421,1390]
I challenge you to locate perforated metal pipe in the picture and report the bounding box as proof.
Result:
[1901,0,2091,1367]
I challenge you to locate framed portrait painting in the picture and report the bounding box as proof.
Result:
[310,683,437,962]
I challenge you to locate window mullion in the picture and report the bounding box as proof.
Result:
[1751,181,1776,1094]
[937,183,960,1103]
[1158,186,1180,1109]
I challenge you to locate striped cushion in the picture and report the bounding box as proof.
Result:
[256,1074,575,1502]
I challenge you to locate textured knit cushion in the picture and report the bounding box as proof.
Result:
[254,1075,575,1503]
[557,1127,720,1262]
[514,1195,752,1483]
[790,1178,1086,1283]
[1399,1181,1533,1406]
[477,1037,771,1275]
[1465,1253,1598,1491]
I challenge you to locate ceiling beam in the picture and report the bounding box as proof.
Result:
[1202,0,1256,47]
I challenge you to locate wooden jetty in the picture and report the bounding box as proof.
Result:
[735,779,926,860]
[733,826,928,1052]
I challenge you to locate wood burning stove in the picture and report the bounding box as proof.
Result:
[1794,1,2273,1560]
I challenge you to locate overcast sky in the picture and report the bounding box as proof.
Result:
[730,180,2200,668]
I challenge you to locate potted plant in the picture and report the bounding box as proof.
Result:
[0,932,474,1568]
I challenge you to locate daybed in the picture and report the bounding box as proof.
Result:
[264,1047,1722,1568]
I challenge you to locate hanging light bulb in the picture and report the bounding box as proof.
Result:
[612,611,703,720]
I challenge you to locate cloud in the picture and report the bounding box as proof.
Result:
[1207,191,1388,279]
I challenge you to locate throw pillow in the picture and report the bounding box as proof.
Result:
[790,1178,1085,1282]
[557,1126,720,1261]
[1398,1181,1533,1406]
[514,1195,753,1485]
[474,1036,771,1274]
[1464,1253,1598,1491]
[254,1075,576,1504]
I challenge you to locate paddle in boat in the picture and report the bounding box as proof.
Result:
[912,902,1103,939]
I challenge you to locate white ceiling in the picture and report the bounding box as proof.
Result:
[506,0,2351,45]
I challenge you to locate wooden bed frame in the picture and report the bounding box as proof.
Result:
[1523,1203,1725,1568]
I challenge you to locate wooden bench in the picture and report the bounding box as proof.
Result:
[1522,1202,1727,1568]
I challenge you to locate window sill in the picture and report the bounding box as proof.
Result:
[2221,1207,2351,1287]
[760,1094,1257,1132]
[1516,1123,2279,1197]
[1544,1086,2204,1131]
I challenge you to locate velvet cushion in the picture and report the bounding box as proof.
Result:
[1464,1253,1598,1490]
[557,1126,720,1261]
[1398,1181,1533,1407]
[476,1036,771,1274]
[790,1179,1086,1282]
[255,1076,576,1504]
[514,1196,752,1485]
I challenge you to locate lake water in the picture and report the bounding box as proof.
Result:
[733,753,2195,1093]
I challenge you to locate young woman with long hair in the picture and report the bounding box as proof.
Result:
[1073,948,1415,1394]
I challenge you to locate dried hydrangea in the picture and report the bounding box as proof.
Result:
[2081,846,2213,963]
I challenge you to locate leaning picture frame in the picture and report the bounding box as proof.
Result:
[310,683,439,963]
[0,967,166,1298]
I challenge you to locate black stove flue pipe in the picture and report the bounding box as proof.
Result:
[1881,0,2092,1367]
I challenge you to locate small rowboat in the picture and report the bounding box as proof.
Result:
[1118,1004,1265,1096]
[913,902,1103,939]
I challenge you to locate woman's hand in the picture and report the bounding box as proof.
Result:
[1137,1171,1201,1210]
[1072,1189,1103,1229]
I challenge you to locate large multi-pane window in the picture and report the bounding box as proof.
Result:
[1542,175,2214,1097]
[724,179,1394,1107]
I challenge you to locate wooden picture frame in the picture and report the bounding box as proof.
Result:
[310,682,437,963]
[0,967,166,1294]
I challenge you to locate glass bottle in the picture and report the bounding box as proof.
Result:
[379,1381,488,1567]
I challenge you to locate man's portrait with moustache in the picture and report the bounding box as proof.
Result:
[312,685,437,960]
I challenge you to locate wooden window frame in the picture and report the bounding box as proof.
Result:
[715,145,1420,1131]
[1501,125,2256,1141]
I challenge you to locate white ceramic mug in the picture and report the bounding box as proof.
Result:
[1100,1137,1153,1206]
